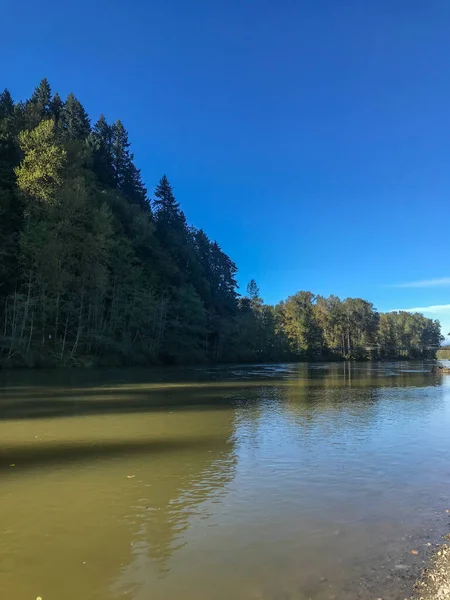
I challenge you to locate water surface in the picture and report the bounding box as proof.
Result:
[1,362,450,600]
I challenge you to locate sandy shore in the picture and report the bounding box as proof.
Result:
[413,543,450,600]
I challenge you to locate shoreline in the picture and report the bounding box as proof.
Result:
[0,357,442,370]
[413,541,450,600]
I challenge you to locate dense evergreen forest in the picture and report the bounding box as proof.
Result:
[0,80,443,367]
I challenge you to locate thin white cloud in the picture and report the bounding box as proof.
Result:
[392,277,450,288]
[390,304,450,314]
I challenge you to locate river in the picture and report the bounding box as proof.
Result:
[1,362,449,600]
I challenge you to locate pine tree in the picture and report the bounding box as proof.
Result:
[25,78,52,127]
[0,89,14,120]
[247,279,262,306]
[94,114,112,144]
[61,93,90,140]
[30,78,52,113]
[191,228,213,305]
[153,175,182,224]
[90,114,114,186]
[110,120,148,208]
[111,120,130,187]
[152,175,191,288]
[122,160,148,209]
[0,88,22,295]
[210,241,238,315]
[50,92,63,127]
[0,89,19,189]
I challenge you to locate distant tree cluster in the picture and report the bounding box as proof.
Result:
[236,286,442,362]
[0,80,443,366]
[437,346,450,360]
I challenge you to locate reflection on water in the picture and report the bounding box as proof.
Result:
[1,362,450,600]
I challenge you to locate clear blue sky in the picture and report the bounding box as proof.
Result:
[3,0,450,336]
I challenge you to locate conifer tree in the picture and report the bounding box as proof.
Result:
[153,175,182,225]
[61,93,91,140]
[111,120,148,209]
[90,114,114,186]
[25,78,52,126]
[50,92,63,127]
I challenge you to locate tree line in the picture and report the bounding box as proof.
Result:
[437,347,450,360]
[0,80,443,366]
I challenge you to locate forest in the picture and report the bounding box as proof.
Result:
[0,80,443,367]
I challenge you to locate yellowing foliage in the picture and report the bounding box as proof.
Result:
[15,119,66,203]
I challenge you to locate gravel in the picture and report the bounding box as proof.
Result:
[413,544,450,600]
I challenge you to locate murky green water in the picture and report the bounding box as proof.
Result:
[1,362,450,600]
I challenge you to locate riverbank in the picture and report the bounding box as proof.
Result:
[0,354,443,369]
[414,542,450,600]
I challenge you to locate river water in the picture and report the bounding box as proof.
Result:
[1,362,450,600]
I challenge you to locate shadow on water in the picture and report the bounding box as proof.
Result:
[0,390,240,420]
[0,362,442,421]
[2,456,238,600]
[0,434,232,472]
[0,377,238,600]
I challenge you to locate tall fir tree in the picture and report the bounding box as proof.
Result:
[50,92,64,127]
[0,89,14,120]
[0,88,22,293]
[90,114,115,187]
[111,120,148,209]
[61,93,91,140]
[30,78,52,112]
[25,78,52,127]
[153,175,182,225]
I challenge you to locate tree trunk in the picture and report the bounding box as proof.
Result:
[7,291,18,358]
[54,293,60,344]
[61,315,69,359]
[19,272,32,347]
[27,310,34,354]
[71,288,84,357]
[41,286,46,346]
[156,296,167,356]
[3,297,8,339]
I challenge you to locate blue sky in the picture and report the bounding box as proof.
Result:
[2,0,450,337]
